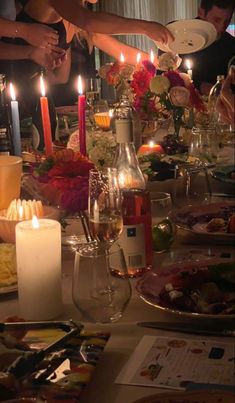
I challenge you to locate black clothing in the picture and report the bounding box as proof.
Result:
[179,31,235,92]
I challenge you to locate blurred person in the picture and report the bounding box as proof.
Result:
[1,0,174,117]
[215,66,235,125]
[180,0,235,96]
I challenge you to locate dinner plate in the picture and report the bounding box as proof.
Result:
[134,389,235,403]
[156,19,217,54]
[211,165,235,184]
[0,283,17,295]
[175,201,235,243]
[136,259,235,320]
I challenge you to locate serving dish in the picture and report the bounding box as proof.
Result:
[211,165,235,184]
[175,201,235,243]
[136,259,235,320]
[155,19,217,54]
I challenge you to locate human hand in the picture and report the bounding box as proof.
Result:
[29,46,66,70]
[22,23,59,47]
[146,22,174,45]
[215,66,235,124]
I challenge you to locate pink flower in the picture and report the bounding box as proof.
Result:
[188,83,206,112]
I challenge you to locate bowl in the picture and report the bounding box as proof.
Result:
[0,206,60,243]
[94,112,111,130]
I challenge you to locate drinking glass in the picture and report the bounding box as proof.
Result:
[88,168,123,251]
[188,125,219,164]
[150,192,175,253]
[0,155,22,210]
[73,243,131,323]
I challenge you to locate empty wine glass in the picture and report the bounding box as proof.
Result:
[73,242,131,323]
[150,192,175,253]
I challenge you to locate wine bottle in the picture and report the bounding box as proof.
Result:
[0,74,13,155]
[208,75,224,124]
[113,119,153,278]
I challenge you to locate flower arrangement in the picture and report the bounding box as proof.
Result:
[87,129,117,169]
[30,149,95,214]
[98,52,205,133]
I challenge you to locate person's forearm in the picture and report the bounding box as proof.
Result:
[0,18,28,39]
[49,0,149,35]
[0,42,32,60]
[93,33,149,64]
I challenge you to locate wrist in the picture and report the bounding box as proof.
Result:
[15,22,28,40]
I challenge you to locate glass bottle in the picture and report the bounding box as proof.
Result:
[114,93,142,151]
[208,75,224,124]
[0,74,13,155]
[113,118,153,278]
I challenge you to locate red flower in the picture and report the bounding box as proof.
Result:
[142,60,156,77]
[131,69,152,96]
[188,82,206,112]
[164,70,186,88]
[48,159,94,178]
[106,62,121,86]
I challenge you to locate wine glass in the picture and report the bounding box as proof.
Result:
[150,192,175,253]
[73,242,131,323]
[88,168,123,250]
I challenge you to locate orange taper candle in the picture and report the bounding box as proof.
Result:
[40,75,53,157]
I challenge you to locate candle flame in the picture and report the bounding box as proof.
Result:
[32,215,39,229]
[40,75,46,97]
[77,75,84,95]
[18,206,23,220]
[9,82,16,101]
[149,141,155,148]
[120,53,125,63]
[186,59,192,70]
[108,109,113,118]
[136,52,141,64]
[150,50,155,63]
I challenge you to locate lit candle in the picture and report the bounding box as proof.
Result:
[150,50,155,64]
[77,75,86,156]
[186,59,193,80]
[39,76,53,157]
[16,217,62,320]
[136,52,141,65]
[137,141,164,155]
[120,53,125,63]
[9,83,21,156]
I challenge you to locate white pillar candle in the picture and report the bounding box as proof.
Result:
[16,218,62,320]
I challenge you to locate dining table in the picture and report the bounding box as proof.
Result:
[0,223,234,403]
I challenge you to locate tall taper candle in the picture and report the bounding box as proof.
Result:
[40,75,53,157]
[77,75,86,156]
[9,83,21,156]
[16,217,62,320]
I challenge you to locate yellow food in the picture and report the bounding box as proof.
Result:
[5,199,44,220]
[0,244,17,287]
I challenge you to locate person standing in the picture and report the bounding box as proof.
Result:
[180,0,235,95]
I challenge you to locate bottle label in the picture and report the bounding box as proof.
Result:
[118,223,146,269]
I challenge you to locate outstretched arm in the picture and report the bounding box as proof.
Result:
[92,33,151,65]
[0,17,58,47]
[49,0,174,44]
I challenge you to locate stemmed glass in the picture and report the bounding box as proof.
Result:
[72,167,131,323]
[88,168,123,251]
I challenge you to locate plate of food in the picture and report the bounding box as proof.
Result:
[136,259,235,320]
[0,243,18,294]
[211,165,235,184]
[156,19,217,54]
[175,201,235,243]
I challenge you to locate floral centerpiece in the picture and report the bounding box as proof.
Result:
[98,53,206,153]
[23,149,95,214]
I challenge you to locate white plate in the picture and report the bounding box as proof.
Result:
[156,19,217,54]
[136,259,235,321]
[0,283,17,295]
